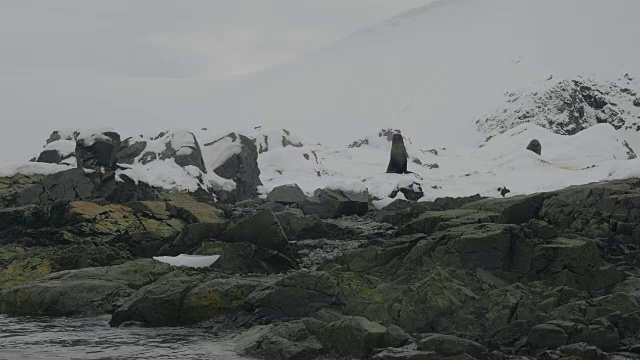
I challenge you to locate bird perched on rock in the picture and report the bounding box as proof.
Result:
[497,187,511,198]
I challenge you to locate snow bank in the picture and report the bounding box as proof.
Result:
[116,160,235,193]
[0,162,73,178]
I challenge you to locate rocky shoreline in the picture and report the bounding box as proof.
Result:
[1,130,640,359]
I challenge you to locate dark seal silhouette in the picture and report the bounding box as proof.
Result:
[526,139,542,156]
[386,133,409,174]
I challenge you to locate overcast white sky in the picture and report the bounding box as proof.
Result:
[0,0,429,79]
[0,1,433,163]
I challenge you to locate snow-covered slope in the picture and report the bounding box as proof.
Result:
[209,0,640,149]
[4,124,640,206]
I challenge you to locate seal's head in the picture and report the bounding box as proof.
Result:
[392,133,404,144]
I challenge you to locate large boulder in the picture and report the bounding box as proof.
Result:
[13,169,162,207]
[234,320,324,360]
[75,131,121,170]
[110,271,274,327]
[318,316,387,358]
[221,209,291,254]
[267,184,307,205]
[205,133,262,203]
[301,187,369,219]
[35,140,76,165]
[133,130,208,173]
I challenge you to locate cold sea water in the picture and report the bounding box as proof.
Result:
[0,315,250,359]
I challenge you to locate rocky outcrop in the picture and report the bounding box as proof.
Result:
[0,259,170,316]
[2,177,640,359]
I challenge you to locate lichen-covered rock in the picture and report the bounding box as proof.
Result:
[0,259,170,316]
[180,276,268,325]
[234,320,325,360]
[397,267,477,331]
[395,209,502,236]
[318,316,387,358]
[301,188,369,219]
[66,201,183,240]
[0,244,132,290]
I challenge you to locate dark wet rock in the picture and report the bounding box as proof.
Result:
[527,139,542,155]
[267,184,307,205]
[417,333,487,360]
[208,133,262,203]
[301,188,369,219]
[109,271,205,327]
[234,320,324,360]
[75,131,121,170]
[0,259,170,316]
[194,241,297,274]
[527,324,568,350]
[221,209,291,254]
[0,205,37,231]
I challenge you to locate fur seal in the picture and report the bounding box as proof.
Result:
[386,133,409,174]
[526,139,542,156]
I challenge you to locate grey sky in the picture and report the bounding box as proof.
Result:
[0,1,429,79]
